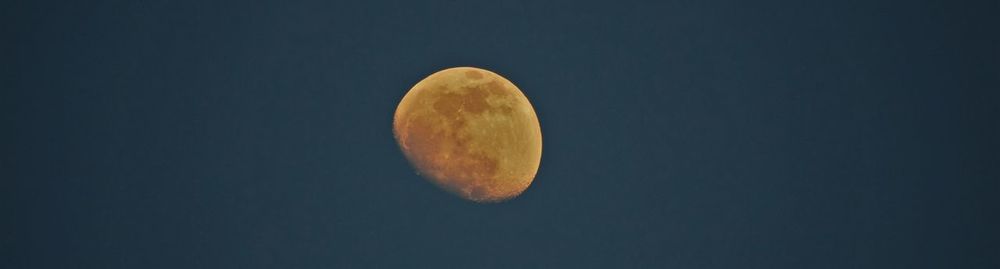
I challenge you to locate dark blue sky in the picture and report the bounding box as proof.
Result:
[4,0,998,268]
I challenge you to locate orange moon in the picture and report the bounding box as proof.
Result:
[393,67,542,202]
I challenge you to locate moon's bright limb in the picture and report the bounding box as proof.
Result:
[393,67,542,202]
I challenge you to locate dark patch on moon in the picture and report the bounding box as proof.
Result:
[464,70,483,79]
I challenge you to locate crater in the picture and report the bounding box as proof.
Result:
[433,86,492,116]
[464,70,483,79]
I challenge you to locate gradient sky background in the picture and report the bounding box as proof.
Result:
[4,0,998,268]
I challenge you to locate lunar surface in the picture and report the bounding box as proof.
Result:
[393,67,542,202]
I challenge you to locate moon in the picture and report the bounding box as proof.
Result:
[393,67,542,202]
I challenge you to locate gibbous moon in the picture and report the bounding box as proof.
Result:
[393,67,542,202]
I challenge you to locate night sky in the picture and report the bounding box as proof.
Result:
[4,0,999,268]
